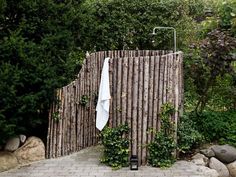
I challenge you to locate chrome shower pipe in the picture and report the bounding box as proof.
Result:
[152,26,176,53]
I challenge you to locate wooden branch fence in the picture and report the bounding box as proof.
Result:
[46,50,183,165]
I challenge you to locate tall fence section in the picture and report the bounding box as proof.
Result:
[46,50,183,165]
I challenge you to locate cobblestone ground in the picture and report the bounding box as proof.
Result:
[0,146,218,177]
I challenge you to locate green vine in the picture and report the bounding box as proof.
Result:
[147,103,176,168]
[79,95,90,107]
[100,124,129,170]
[160,103,175,135]
[52,111,60,122]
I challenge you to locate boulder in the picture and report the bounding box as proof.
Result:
[209,157,229,177]
[200,149,215,158]
[191,153,209,166]
[19,135,27,144]
[211,145,236,163]
[227,161,236,177]
[14,136,45,165]
[197,166,219,177]
[4,137,20,152]
[0,151,18,172]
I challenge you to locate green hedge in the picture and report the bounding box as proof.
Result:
[190,110,236,144]
[78,0,202,51]
[0,0,83,144]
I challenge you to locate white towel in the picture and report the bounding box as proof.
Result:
[96,57,111,131]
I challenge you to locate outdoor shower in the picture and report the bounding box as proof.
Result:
[151,26,177,53]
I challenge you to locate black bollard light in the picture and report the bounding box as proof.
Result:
[130,155,138,170]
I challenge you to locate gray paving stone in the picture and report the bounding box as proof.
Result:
[0,146,218,177]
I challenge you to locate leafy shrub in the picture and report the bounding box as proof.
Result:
[220,129,236,147]
[148,103,176,168]
[100,124,129,169]
[188,29,236,113]
[184,0,236,112]
[218,111,236,147]
[79,0,199,51]
[218,0,236,33]
[0,114,16,145]
[177,114,204,154]
[148,131,176,167]
[0,0,83,143]
[191,110,236,142]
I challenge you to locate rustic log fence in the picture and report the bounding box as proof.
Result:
[46,50,183,165]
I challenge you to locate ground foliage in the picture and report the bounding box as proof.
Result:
[177,114,204,154]
[190,110,236,142]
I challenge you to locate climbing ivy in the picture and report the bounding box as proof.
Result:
[52,111,60,122]
[148,103,176,168]
[79,95,90,107]
[100,124,129,170]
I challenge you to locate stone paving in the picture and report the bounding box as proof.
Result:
[0,146,219,177]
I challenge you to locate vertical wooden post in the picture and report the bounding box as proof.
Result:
[132,57,139,157]
[127,56,133,156]
[121,57,128,125]
[112,56,118,128]
[116,57,122,125]
[147,56,155,148]
[137,56,144,166]
[153,55,160,132]
[142,56,149,165]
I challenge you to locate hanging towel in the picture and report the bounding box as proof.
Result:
[96,57,111,131]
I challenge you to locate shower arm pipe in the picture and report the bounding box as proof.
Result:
[152,26,176,53]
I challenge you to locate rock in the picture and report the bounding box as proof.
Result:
[4,137,20,152]
[173,161,219,177]
[200,149,215,158]
[197,166,219,177]
[211,145,236,163]
[0,151,18,172]
[227,161,236,177]
[191,153,209,166]
[209,157,229,177]
[19,135,27,144]
[14,136,45,165]
[192,158,206,166]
